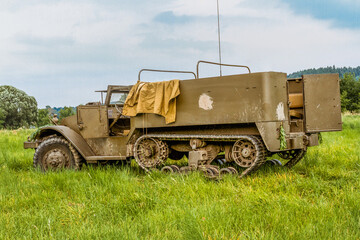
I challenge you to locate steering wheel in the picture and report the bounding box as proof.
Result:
[114,102,123,115]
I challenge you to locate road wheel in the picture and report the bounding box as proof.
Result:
[161,166,175,173]
[227,167,238,174]
[33,136,82,171]
[170,165,180,172]
[219,167,233,175]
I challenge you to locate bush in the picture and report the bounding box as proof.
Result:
[0,86,37,129]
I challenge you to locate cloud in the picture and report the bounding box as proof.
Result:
[0,0,359,108]
[154,11,194,24]
[283,0,360,29]
[147,0,360,73]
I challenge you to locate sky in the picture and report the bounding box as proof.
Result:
[0,0,359,108]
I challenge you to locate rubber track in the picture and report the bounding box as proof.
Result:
[33,136,83,170]
[238,135,267,178]
[284,149,306,169]
[134,134,267,178]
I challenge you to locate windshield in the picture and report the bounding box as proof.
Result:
[110,92,128,105]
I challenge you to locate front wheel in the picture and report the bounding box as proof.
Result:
[33,136,82,171]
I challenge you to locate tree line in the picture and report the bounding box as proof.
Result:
[288,66,360,79]
[0,85,75,129]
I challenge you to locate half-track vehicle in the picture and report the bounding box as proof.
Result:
[24,61,342,178]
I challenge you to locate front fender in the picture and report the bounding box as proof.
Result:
[36,126,95,158]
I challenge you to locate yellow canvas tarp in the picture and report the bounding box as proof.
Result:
[122,79,180,124]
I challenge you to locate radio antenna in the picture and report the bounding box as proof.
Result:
[216,0,222,76]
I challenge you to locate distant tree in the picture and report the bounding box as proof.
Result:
[340,73,360,112]
[59,106,76,122]
[0,85,37,129]
[37,108,51,127]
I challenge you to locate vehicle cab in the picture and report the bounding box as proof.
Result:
[63,85,132,139]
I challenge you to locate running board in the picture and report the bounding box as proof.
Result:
[85,156,127,163]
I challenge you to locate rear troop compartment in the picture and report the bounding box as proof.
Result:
[133,72,289,127]
[132,72,341,152]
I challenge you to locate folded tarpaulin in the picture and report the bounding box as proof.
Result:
[122,79,180,124]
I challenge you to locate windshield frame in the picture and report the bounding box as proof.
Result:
[109,91,129,105]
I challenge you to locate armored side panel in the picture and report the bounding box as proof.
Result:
[132,72,288,127]
[85,137,128,157]
[303,74,342,133]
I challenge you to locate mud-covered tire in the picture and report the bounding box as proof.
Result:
[33,136,82,171]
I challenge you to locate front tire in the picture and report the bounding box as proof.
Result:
[33,136,82,171]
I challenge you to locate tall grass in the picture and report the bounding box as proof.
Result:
[0,115,359,239]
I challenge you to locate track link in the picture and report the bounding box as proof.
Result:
[283,149,306,168]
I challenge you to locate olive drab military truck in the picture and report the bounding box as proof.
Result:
[24,61,342,178]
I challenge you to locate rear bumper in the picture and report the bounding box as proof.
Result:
[287,133,319,150]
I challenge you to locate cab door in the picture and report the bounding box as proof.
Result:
[303,74,342,133]
[77,105,109,138]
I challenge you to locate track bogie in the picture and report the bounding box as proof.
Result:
[131,134,272,179]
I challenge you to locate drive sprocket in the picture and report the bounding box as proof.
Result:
[133,136,169,171]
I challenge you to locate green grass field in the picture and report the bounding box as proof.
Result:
[1,115,359,240]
